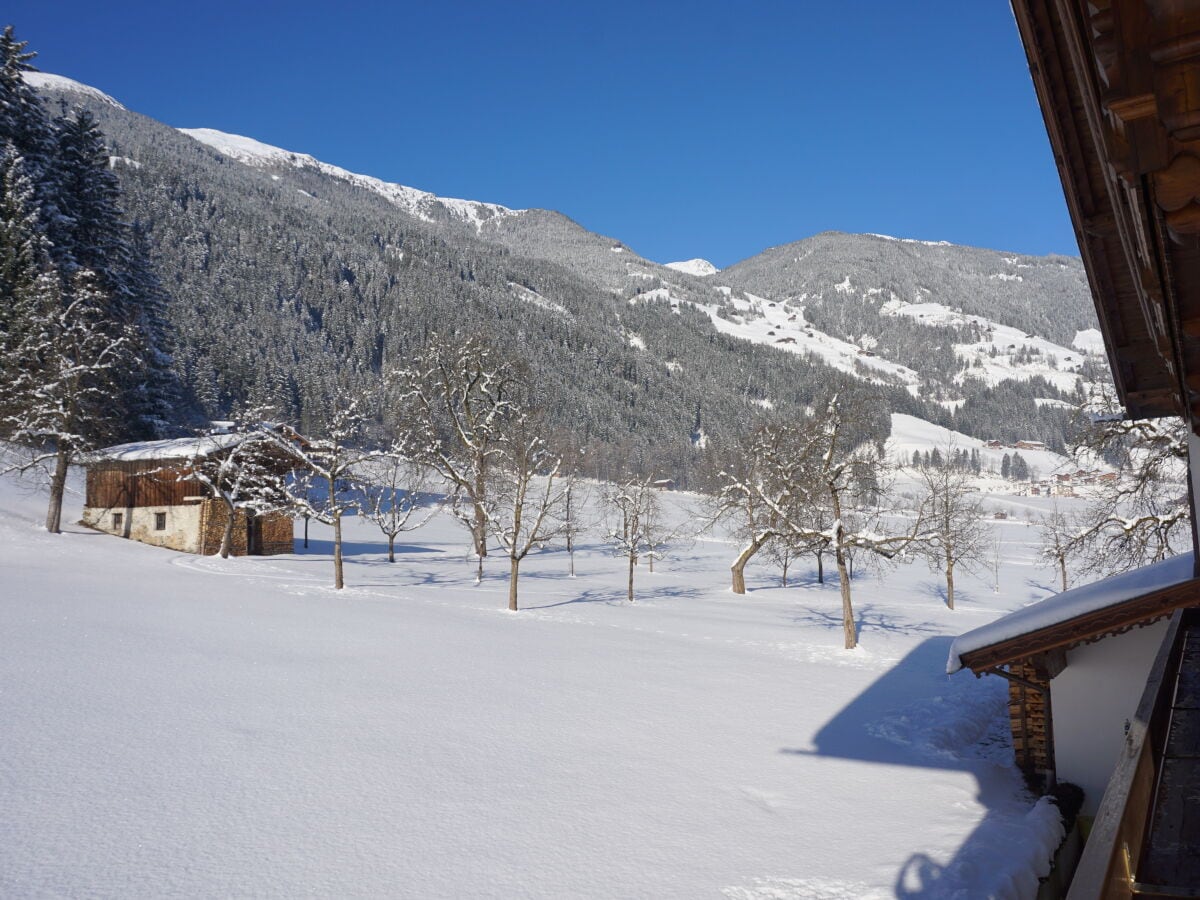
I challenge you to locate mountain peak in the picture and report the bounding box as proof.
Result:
[664,258,719,277]
[22,71,125,110]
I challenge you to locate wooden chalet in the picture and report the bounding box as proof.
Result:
[977,1,1200,895]
[82,433,293,556]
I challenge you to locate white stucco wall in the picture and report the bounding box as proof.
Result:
[82,503,203,554]
[1051,619,1169,815]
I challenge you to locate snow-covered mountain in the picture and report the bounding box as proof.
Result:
[180,127,521,233]
[27,72,1106,474]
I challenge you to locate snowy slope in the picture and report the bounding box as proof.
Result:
[179,127,521,232]
[1,467,1070,899]
[886,413,1072,477]
[880,299,1098,393]
[700,291,922,389]
[22,72,125,109]
[664,258,719,277]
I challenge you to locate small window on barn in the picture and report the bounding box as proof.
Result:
[112,513,123,530]
[155,512,167,531]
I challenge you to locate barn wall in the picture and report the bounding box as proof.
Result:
[82,502,204,553]
[1052,620,1170,816]
[199,502,293,556]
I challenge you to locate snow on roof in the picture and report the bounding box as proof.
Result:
[89,433,249,462]
[947,553,1194,673]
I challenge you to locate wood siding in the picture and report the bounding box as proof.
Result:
[86,461,206,509]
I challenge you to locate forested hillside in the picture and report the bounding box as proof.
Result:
[16,68,1106,482]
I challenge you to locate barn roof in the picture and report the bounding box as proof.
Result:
[948,553,1197,674]
[88,433,250,463]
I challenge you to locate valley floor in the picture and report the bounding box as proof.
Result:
[0,471,1074,898]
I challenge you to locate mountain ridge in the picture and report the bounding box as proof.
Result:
[24,71,1105,479]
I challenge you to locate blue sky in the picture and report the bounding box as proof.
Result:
[6,1,1076,268]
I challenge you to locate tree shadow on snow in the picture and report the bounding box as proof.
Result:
[790,602,942,639]
[294,538,440,558]
[780,636,1039,898]
[524,584,703,610]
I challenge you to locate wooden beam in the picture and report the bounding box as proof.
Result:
[957,578,1200,674]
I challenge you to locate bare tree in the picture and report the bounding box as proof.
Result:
[1039,502,1080,592]
[604,475,660,603]
[183,417,291,559]
[560,468,592,578]
[1069,401,1190,576]
[1,269,130,533]
[708,428,789,594]
[764,533,800,587]
[356,446,435,562]
[915,453,989,609]
[735,396,930,649]
[483,418,568,611]
[269,398,375,590]
[391,335,522,583]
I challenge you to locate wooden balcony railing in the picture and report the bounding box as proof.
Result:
[1067,609,1198,899]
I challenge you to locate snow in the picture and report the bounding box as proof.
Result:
[0,466,1074,898]
[1073,328,1105,354]
[880,299,1094,394]
[700,293,922,389]
[664,258,719,277]
[886,413,1071,479]
[23,71,126,109]
[947,552,1194,672]
[178,128,521,232]
[866,233,953,247]
[508,282,569,317]
[88,433,248,462]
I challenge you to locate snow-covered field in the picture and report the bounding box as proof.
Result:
[1,467,1077,899]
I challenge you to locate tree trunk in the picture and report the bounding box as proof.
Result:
[219,502,235,558]
[45,447,69,534]
[781,556,789,588]
[816,549,824,584]
[303,515,309,548]
[333,510,344,590]
[509,557,520,611]
[627,553,636,602]
[649,553,655,574]
[568,545,575,578]
[731,534,768,595]
[473,499,487,559]
[476,551,484,585]
[1058,559,1067,593]
[945,560,955,610]
[836,541,856,649]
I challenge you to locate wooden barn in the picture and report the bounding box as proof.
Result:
[979,0,1200,894]
[82,434,293,556]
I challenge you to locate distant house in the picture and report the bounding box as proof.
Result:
[82,434,293,556]
[1056,473,1072,483]
[651,478,675,492]
[1015,439,1046,451]
[985,439,1004,449]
